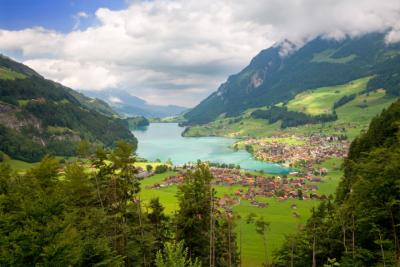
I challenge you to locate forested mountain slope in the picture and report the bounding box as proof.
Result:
[0,55,136,162]
[275,99,400,266]
[185,32,400,125]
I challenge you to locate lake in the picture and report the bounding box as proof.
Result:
[132,123,289,174]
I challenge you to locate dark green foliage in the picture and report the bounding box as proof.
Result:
[0,125,46,162]
[0,141,162,266]
[148,198,171,260]
[251,106,337,128]
[154,164,169,174]
[185,33,400,125]
[333,94,357,109]
[0,76,78,104]
[125,116,150,129]
[155,241,201,267]
[175,163,240,266]
[274,99,400,266]
[0,56,136,162]
[367,54,400,96]
[175,164,213,263]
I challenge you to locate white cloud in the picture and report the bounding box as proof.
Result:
[0,0,399,106]
[108,96,123,104]
[73,11,89,30]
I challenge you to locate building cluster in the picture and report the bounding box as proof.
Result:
[243,135,348,166]
[148,167,327,204]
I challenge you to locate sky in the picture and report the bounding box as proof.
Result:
[0,0,400,107]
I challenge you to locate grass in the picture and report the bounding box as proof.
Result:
[311,49,357,64]
[287,76,371,115]
[184,79,398,141]
[0,67,26,80]
[139,158,342,266]
[5,154,341,266]
[139,171,180,213]
[3,156,78,173]
[184,117,282,138]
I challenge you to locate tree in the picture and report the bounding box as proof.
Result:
[255,217,270,266]
[175,163,213,265]
[148,198,170,256]
[146,164,153,173]
[155,241,201,267]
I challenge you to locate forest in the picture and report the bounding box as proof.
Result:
[0,141,239,266]
[250,106,338,128]
[274,99,400,266]
[1,99,400,266]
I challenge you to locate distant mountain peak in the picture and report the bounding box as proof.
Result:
[184,32,400,125]
[83,89,187,118]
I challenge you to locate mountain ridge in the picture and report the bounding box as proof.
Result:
[84,90,188,118]
[0,55,136,162]
[184,32,400,125]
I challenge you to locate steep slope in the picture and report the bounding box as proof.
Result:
[0,55,136,162]
[185,32,400,125]
[275,98,400,266]
[85,90,187,118]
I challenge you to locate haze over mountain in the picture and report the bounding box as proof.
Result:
[185,32,400,125]
[1,0,399,107]
[84,90,187,118]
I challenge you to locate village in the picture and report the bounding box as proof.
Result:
[241,134,349,167]
[146,165,329,209]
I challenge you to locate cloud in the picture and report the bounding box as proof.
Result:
[108,96,123,104]
[0,0,399,106]
[72,11,89,30]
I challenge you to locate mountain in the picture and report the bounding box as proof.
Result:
[184,32,400,125]
[0,55,136,162]
[275,98,400,266]
[84,90,187,118]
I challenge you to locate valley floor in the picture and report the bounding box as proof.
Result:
[5,156,342,266]
[139,158,343,266]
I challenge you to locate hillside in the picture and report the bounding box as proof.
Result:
[0,55,136,162]
[85,89,187,118]
[184,33,400,129]
[275,98,400,266]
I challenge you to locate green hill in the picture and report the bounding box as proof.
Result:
[274,98,400,266]
[184,33,400,127]
[183,77,398,139]
[0,55,136,162]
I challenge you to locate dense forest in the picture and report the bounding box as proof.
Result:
[251,106,338,128]
[0,55,136,162]
[125,116,150,129]
[274,99,400,266]
[0,141,239,266]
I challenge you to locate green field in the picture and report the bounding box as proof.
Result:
[311,48,357,64]
[139,158,343,266]
[3,153,342,267]
[0,66,26,80]
[287,76,371,115]
[184,78,398,140]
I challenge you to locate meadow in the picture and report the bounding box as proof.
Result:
[139,158,343,266]
[286,76,371,115]
[184,78,398,140]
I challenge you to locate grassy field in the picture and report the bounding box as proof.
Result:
[184,81,398,141]
[311,48,357,64]
[286,76,371,115]
[0,66,26,80]
[139,158,343,266]
[3,154,342,266]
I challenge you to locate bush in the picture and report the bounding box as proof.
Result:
[154,165,169,174]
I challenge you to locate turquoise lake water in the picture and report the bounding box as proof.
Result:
[132,123,289,174]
